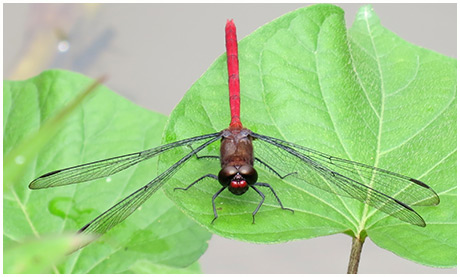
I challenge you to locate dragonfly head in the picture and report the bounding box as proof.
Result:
[218,165,258,195]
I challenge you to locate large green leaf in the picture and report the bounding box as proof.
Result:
[161,4,456,267]
[3,70,210,273]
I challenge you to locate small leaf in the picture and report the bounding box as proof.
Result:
[161,4,456,267]
[4,70,211,273]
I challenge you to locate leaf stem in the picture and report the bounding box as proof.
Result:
[347,235,365,274]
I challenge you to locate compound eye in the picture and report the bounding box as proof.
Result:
[238,165,258,185]
[218,166,238,186]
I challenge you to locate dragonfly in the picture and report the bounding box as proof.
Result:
[30,20,439,245]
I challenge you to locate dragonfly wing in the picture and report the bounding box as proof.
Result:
[78,182,157,237]
[308,153,440,206]
[29,132,221,189]
[74,135,221,246]
[252,132,439,226]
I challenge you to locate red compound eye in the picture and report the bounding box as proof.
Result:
[230,180,247,188]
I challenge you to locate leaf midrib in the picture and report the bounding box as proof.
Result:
[359,6,385,229]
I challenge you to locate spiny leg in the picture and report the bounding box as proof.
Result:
[174,174,218,191]
[211,186,227,224]
[255,157,297,179]
[254,182,294,213]
[250,186,265,224]
[197,154,220,160]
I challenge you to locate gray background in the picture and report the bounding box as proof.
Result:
[4,3,456,274]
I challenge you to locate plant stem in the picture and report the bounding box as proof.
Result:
[347,236,365,274]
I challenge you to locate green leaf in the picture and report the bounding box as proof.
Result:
[161,4,456,267]
[347,5,456,267]
[4,75,102,190]
[3,70,211,273]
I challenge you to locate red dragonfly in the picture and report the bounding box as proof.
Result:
[30,20,439,241]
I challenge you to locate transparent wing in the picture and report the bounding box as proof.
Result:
[76,135,221,242]
[29,132,221,189]
[252,132,440,227]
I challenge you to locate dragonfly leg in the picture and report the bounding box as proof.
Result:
[255,157,297,179]
[211,186,227,224]
[250,185,266,224]
[174,174,218,191]
[197,155,220,160]
[187,145,219,160]
[254,182,294,213]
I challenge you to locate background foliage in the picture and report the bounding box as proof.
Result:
[4,71,210,273]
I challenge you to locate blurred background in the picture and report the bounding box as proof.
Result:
[4,3,456,274]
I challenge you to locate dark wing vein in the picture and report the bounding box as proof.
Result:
[252,132,439,226]
[29,132,221,189]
